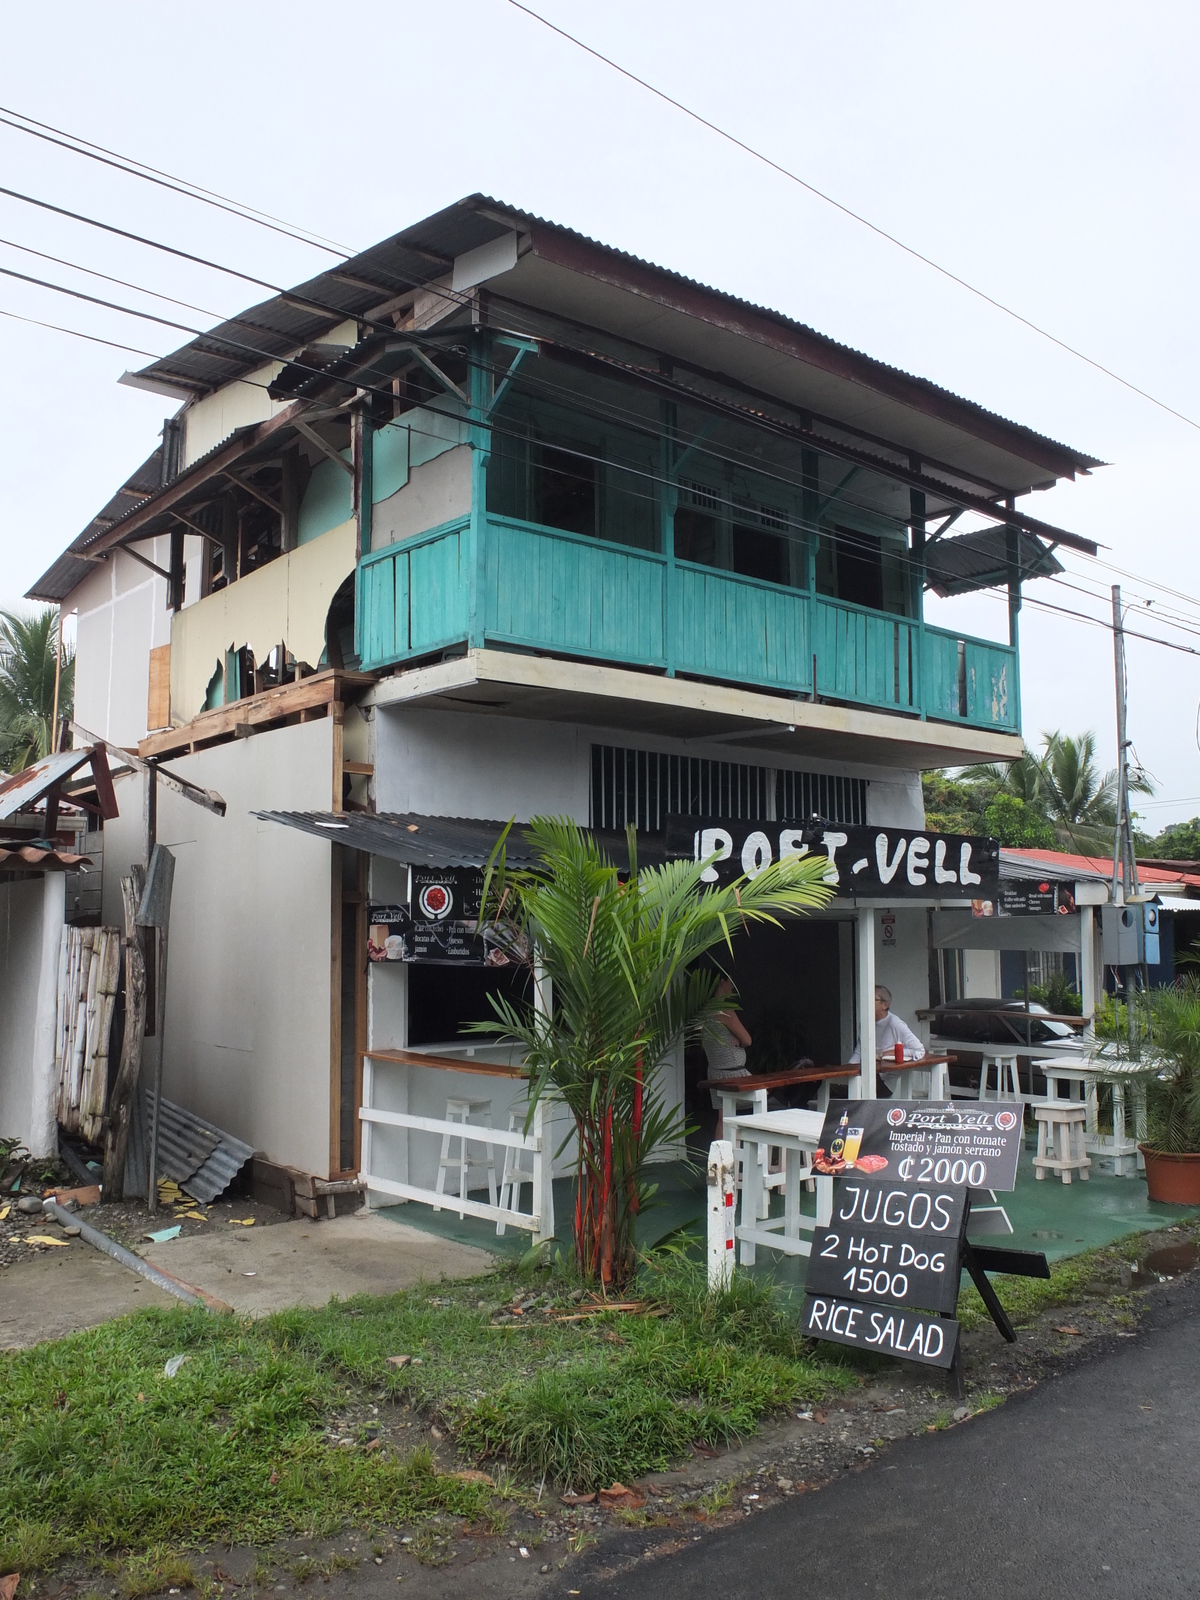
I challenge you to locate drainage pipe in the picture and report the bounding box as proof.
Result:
[42,1199,204,1307]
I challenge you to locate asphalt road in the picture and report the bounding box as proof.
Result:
[588,1277,1200,1600]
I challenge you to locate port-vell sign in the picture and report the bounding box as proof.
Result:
[665,816,999,900]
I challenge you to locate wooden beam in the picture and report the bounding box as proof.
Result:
[70,721,227,817]
[223,470,283,518]
[118,544,172,583]
[171,509,224,547]
[136,668,373,758]
[294,417,354,475]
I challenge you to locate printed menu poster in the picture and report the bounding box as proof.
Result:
[813,1100,1025,1191]
[368,868,516,967]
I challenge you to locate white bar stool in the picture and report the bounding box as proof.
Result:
[497,1109,534,1235]
[979,1051,1021,1102]
[1033,1103,1090,1184]
[434,1096,498,1218]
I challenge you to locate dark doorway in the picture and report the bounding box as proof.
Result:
[831,526,883,610]
[408,963,533,1048]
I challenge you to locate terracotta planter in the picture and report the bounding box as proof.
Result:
[1139,1145,1200,1205]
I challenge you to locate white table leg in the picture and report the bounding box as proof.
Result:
[738,1134,763,1266]
[784,1147,801,1247]
[816,1173,833,1227]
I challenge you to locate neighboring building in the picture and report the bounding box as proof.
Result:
[27,196,1103,1191]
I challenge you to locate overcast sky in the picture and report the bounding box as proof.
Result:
[1,1,1197,827]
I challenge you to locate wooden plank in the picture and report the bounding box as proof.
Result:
[137,669,373,758]
[359,1106,536,1150]
[361,1172,537,1231]
[147,645,171,731]
[363,1046,527,1079]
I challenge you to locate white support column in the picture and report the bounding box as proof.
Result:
[29,872,66,1158]
[856,905,877,1099]
[1080,905,1097,1041]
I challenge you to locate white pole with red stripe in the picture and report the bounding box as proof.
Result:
[706,1139,736,1291]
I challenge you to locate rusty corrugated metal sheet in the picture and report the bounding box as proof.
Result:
[0,843,93,872]
[0,749,96,818]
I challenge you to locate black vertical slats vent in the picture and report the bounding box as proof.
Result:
[591,746,866,831]
[776,768,867,827]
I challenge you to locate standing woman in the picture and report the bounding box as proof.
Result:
[703,976,753,1136]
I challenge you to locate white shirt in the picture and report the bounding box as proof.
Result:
[850,1010,926,1065]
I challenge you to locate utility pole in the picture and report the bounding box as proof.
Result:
[1111,585,1142,1053]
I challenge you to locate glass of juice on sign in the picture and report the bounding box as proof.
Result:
[843,1127,864,1165]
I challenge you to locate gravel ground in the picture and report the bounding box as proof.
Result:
[0,1160,289,1270]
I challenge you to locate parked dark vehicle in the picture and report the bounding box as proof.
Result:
[928,997,1078,1045]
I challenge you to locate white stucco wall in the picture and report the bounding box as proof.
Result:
[874,906,932,1050]
[374,445,473,547]
[0,874,65,1156]
[99,718,336,1175]
[374,705,929,831]
[69,539,189,747]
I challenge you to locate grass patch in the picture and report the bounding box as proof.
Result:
[956,1222,1195,1332]
[0,1262,851,1569]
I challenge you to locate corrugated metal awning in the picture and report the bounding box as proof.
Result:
[0,749,98,819]
[0,844,93,873]
[254,810,662,870]
[925,525,1064,597]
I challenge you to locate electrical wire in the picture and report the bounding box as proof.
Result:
[0,106,351,256]
[507,0,1200,437]
[0,303,159,357]
[6,132,1200,661]
[0,234,236,323]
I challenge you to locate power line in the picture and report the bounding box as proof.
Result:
[0,106,350,256]
[507,0,1200,437]
[0,234,233,323]
[0,303,159,357]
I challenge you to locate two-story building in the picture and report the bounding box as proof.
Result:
[29,195,1102,1209]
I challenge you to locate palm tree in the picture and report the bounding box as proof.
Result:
[471,818,833,1286]
[0,607,73,772]
[962,730,1153,855]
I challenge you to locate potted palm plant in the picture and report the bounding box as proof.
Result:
[1136,977,1200,1205]
[471,817,833,1287]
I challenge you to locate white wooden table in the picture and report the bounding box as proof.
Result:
[1034,1057,1147,1177]
[708,1083,785,1219]
[882,1057,951,1100]
[727,1109,833,1266]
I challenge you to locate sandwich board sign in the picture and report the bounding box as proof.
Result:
[801,1103,1048,1381]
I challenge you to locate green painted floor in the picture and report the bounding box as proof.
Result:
[375,1138,1198,1285]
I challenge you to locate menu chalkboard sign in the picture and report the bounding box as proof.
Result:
[805,1177,967,1316]
[813,1100,1025,1191]
[801,1106,1049,1381]
[801,1294,959,1368]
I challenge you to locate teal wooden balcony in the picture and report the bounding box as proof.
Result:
[357,515,1018,734]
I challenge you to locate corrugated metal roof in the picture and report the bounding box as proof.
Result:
[0,844,93,872]
[255,810,663,870]
[0,748,98,818]
[925,525,1064,598]
[27,446,163,603]
[1003,846,1200,889]
[132,1090,256,1204]
[131,195,1102,476]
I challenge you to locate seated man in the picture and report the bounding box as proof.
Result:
[850,984,925,1093]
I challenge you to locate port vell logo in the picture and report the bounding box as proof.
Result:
[418,882,454,921]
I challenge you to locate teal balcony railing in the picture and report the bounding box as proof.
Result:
[357,515,1018,734]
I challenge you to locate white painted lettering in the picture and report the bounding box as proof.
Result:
[876,834,907,884]
[808,1299,829,1332]
[698,828,733,884]
[933,839,958,884]
[779,830,808,861]
[925,1323,945,1359]
[959,842,982,886]
[740,831,772,879]
[883,1191,907,1227]
[906,837,930,885]
[821,830,848,883]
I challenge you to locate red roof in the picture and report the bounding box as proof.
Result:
[1005,847,1200,891]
